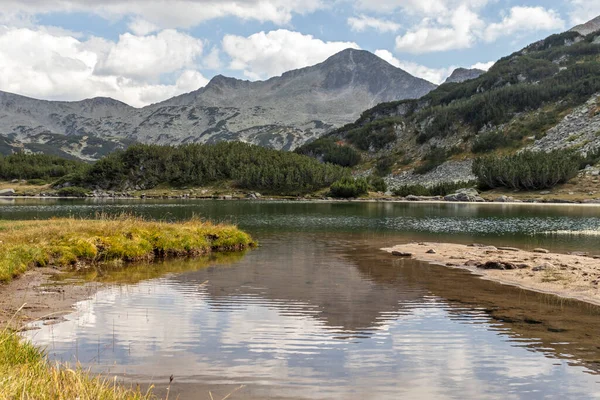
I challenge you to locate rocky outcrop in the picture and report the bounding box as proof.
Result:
[529,94,600,155]
[385,160,476,188]
[0,49,436,159]
[570,16,600,36]
[443,68,485,84]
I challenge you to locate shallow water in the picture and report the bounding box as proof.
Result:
[7,200,600,399]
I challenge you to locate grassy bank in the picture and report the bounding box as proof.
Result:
[0,216,255,282]
[0,330,152,399]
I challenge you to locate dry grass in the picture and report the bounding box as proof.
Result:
[0,215,255,282]
[0,329,153,400]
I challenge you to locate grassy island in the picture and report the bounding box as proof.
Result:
[0,215,255,282]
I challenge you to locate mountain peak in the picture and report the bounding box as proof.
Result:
[570,15,600,36]
[444,68,485,84]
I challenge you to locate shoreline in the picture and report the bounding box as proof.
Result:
[383,242,600,307]
[2,195,600,207]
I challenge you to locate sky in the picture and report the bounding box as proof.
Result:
[0,0,598,108]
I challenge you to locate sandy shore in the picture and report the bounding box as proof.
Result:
[0,268,104,330]
[383,242,600,306]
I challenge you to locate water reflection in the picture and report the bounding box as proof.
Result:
[25,232,600,399]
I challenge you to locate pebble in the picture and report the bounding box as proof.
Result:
[426,249,437,254]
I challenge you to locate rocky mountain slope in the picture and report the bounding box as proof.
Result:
[0,49,436,160]
[443,68,485,84]
[300,16,600,188]
[571,15,600,36]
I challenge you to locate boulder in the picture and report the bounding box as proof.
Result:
[478,261,518,270]
[444,188,485,202]
[405,195,421,201]
[533,262,555,271]
[426,249,437,254]
[0,189,16,196]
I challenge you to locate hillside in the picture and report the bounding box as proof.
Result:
[298,18,600,189]
[0,49,435,160]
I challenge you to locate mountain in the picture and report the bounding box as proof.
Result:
[0,49,436,160]
[299,16,600,188]
[443,68,485,84]
[571,15,600,36]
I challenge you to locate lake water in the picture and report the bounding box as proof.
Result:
[6,199,600,399]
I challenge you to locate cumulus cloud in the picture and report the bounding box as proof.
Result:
[395,5,484,53]
[347,15,401,33]
[222,29,359,80]
[484,7,565,42]
[0,27,209,107]
[375,49,494,84]
[95,30,204,80]
[0,0,325,29]
[390,2,564,54]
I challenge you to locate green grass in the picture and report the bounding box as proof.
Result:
[0,330,153,399]
[0,215,255,282]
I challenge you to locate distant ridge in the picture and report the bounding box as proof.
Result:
[0,48,436,159]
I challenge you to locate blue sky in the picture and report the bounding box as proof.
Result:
[0,0,598,107]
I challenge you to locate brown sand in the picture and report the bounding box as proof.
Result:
[383,242,600,306]
[0,268,104,330]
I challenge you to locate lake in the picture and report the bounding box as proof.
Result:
[6,199,600,399]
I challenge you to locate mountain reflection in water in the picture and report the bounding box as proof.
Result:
[26,232,600,400]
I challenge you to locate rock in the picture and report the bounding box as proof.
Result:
[533,248,550,254]
[533,262,555,272]
[426,249,437,254]
[391,251,412,257]
[498,247,520,252]
[465,260,482,267]
[456,188,479,197]
[10,179,19,183]
[247,193,257,199]
[0,189,16,196]
[405,195,421,201]
[478,261,518,270]
[540,191,551,195]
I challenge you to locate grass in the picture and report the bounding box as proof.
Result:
[0,329,153,399]
[0,215,255,282]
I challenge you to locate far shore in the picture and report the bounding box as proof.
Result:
[383,243,600,307]
[2,195,600,206]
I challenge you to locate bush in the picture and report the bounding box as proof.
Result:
[369,176,387,193]
[375,156,395,176]
[26,179,47,186]
[393,181,477,197]
[472,131,512,153]
[473,150,582,190]
[55,187,90,198]
[295,138,361,167]
[329,177,369,198]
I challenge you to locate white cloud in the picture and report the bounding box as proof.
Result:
[375,49,452,84]
[0,0,325,29]
[347,15,401,33]
[0,27,209,107]
[395,5,484,53]
[203,46,223,70]
[375,49,494,84]
[222,29,359,80]
[127,18,159,36]
[568,0,600,25]
[95,30,204,80]
[484,7,565,42]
